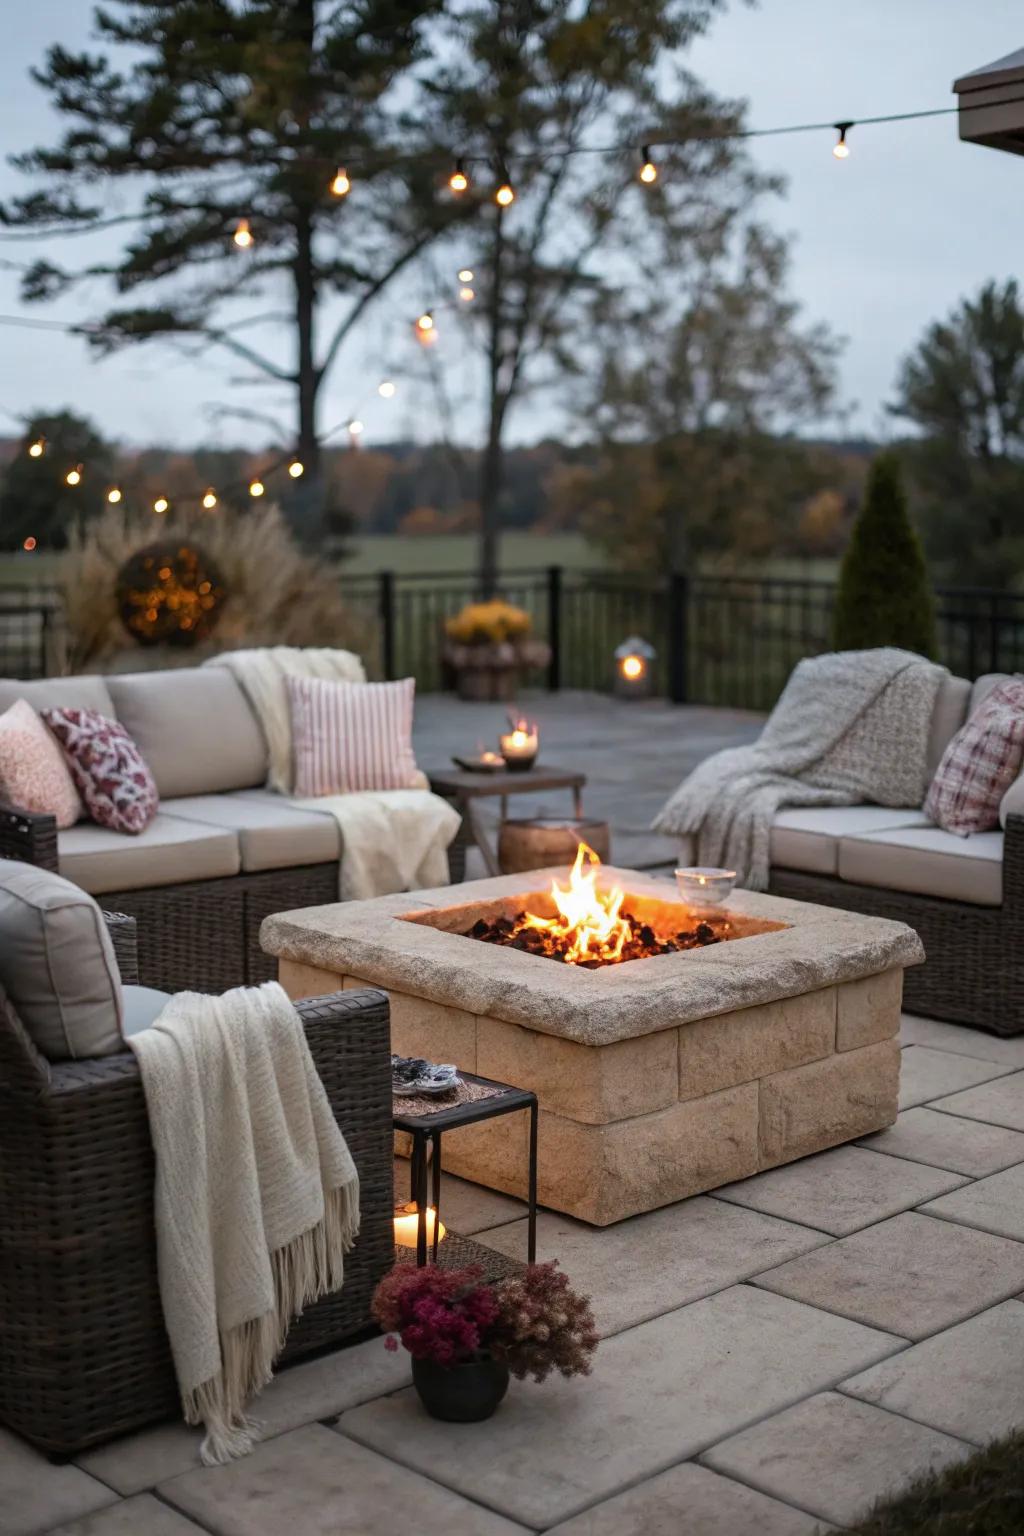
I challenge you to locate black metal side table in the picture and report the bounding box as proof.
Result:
[393,1071,538,1268]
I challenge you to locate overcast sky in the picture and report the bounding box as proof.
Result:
[1,0,1022,451]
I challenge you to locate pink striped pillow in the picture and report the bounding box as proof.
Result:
[288,676,419,795]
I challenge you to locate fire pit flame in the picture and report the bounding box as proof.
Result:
[466,841,729,967]
[519,841,631,965]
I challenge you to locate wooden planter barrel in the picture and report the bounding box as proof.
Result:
[497,817,611,875]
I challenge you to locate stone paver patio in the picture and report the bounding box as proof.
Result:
[5,698,1024,1534]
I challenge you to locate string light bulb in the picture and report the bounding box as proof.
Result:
[415,311,437,346]
[65,466,82,487]
[348,419,364,436]
[249,478,265,497]
[330,167,351,197]
[449,159,469,193]
[378,380,396,399]
[202,488,218,509]
[495,178,515,207]
[833,122,852,159]
[458,269,474,283]
[288,459,304,478]
[153,496,169,514]
[459,285,475,302]
[106,486,122,504]
[233,217,253,248]
[416,311,434,333]
[23,537,37,552]
[28,438,45,458]
[639,146,658,184]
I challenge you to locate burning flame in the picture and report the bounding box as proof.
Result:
[519,842,631,965]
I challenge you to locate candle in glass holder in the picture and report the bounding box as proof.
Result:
[499,720,539,771]
[393,1201,447,1249]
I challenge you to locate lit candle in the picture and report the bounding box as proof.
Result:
[499,720,539,771]
[393,1202,447,1249]
[478,749,504,767]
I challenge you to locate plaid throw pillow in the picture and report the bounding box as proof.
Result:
[288,675,419,796]
[42,707,159,835]
[925,678,1024,836]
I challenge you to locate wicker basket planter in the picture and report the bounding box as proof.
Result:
[443,639,551,702]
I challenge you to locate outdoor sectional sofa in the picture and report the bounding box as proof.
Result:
[759,672,1022,1035]
[0,666,445,995]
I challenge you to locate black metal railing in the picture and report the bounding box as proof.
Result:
[0,588,63,679]
[337,567,1024,711]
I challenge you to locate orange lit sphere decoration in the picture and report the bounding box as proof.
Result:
[117,543,226,647]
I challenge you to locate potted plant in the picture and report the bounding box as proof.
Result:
[443,600,551,701]
[372,1262,598,1422]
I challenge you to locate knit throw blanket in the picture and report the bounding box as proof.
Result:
[654,647,946,890]
[207,646,459,900]
[128,982,359,1466]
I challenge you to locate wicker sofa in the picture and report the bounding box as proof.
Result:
[0,907,394,1458]
[0,666,452,994]
[679,669,1024,1036]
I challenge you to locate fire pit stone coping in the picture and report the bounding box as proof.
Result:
[260,865,924,1049]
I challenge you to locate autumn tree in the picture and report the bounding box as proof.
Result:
[892,278,1024,587]
[575,226,842,570]
[1,0,459,541]
[417,0,767,591]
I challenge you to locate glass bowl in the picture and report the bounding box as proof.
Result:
[674,866,737,908]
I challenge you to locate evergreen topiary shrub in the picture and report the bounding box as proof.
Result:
[832,451,937,657]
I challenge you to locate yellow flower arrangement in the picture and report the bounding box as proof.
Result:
[445,599,533,646]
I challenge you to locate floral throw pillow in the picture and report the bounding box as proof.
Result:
[42,707,159,835]
[924,678,1024,836]
[0,699,82,828]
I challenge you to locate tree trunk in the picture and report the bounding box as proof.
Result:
[292,201,324,546]
[478,203,507,597]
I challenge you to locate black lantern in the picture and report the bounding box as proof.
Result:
[613,636,656,698]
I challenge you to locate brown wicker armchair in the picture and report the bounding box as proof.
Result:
[0,911,395,1458]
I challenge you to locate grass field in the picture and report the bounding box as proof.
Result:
[339,530,607,575]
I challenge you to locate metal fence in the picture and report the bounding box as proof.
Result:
[338,567,1024,712]
[4,570,1024,711]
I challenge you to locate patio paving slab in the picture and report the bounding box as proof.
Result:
[0,1427,116,1536]
[931,1070,1024,1132]
[702,1389,973,1528]
[900,1015,1024,1067]
[77,1334,411,1496]
[921,1163,1024,1243]
[713,1145,968,1236]
[842,1299,1024,1444]
[338,1283,902,1529]
[481,1198,831,1336]
[754,1211,1024,1341]
[159,1424,528,1536]
[394,1157,527,1236]
[857,1106,1024,1177]
[897,1047,1013,1110]
[544,1462,830,1536]
[47,1494,207,1535]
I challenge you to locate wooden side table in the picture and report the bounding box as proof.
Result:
[428,765,586,878]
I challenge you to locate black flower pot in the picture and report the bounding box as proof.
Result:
[412,1355,510,1422]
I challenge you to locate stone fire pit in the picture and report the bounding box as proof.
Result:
[262,866,924,1226]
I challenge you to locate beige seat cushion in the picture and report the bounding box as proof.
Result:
[106,669,267,799]
[0,674,115,718]
[926,674,971,778]
[58,814,240,895]
[122,984,172,1036]
[160,791,340,872]
[0,860,123,1059]
[838,825,1003,907]
[770,807,930,876]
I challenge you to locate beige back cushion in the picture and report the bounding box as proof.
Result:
[926,674,971,780]
[0,675,115,718]
[970,673,1018,713]
[106,668,267,798]
[0,860,123,1060]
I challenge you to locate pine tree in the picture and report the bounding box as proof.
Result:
[832,451,937,657]
[0,413,114,551]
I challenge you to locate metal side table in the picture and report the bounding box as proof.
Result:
[394,1071,538,1268]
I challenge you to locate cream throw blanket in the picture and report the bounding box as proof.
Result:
[128,982,359,1466]
[207,646,459,900]
[655,647,945,890]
